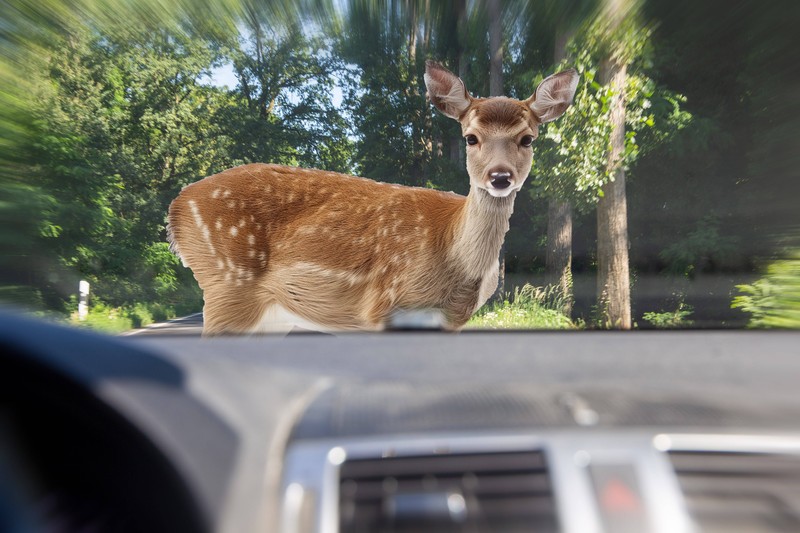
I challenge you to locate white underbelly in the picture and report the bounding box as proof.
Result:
[248,304,330,334]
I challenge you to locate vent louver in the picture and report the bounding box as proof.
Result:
[338,450,558,533]
[669,450,800,533]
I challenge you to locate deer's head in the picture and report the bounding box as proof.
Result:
[424,61,579,198]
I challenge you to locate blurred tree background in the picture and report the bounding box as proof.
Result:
[1,0,798,329]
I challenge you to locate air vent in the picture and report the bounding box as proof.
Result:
[669,450,800,533]
[338,450,558,533]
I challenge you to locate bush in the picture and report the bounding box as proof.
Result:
[467,284,576,330]
[642,302,694,328]
[660,214,738,277]
[732,251,800,328]
[67,299,185,333]
[127,302,154,329]
[70,301,134,334]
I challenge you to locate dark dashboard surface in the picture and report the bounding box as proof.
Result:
[2,312,799,533]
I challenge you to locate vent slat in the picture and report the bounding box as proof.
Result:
[344,473,551,500]
[670,451,800,533]
[340,451,545,478]
[339,450,558,533]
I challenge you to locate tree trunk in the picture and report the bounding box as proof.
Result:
[488,0,503,96]
[546,200,573,314]
[450,0,467,168]
[546,26,574,315]
[596,57,631,329]
[487,0,506,301]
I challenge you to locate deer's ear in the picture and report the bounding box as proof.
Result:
[424,60,472,120]
[527,69,579,124]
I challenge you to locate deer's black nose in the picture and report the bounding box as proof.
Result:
[489,170,512,189]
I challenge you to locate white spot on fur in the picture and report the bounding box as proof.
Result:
[248,234,255,245]
[227,200,235,208]
[215,219,222,231]
[188,200,203,227]
[238,218,246,227]
[230,226,238,237]
[222,190,231,198]
[248,249,256,258]
[212,188,222,199]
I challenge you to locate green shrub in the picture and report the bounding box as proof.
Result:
[70,301,134,334]
[67,299,185,333]
[732,251,800,328]
[642,302,694,328]
[127,302,154,329]
[660,214,738,277]
[467,284,576,330]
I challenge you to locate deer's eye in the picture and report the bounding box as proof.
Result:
[520,135,534,147]
[465,134,478,146]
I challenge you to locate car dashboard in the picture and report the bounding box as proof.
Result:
[1,311,799,533]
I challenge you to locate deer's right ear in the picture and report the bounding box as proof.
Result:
[424,60,472,120]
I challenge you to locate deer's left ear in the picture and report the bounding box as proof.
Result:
[526,69,579,123]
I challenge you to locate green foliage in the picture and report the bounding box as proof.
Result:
[1,0,797,333]
[70,300,134,333]
[467,284,576,330]
[732,251,800,328]
[642,302,694,328]
[659,214,738,277]
[224,21,354,171]
[529,12,692,210]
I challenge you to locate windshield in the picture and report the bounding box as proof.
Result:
[1,0,798,334]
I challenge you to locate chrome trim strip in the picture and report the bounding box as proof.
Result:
[656,433,800,454]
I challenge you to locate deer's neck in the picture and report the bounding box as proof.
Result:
[450,187,516,279]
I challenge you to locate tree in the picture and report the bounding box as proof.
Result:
[28,25,233,309]
[505,0,595,316]
[596,47,631,328]
[223,12,353,172]
[487,0,507,300]
[339,0,471,190]
[544,27,575,315]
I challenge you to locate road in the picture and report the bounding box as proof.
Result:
[121,312,204,336]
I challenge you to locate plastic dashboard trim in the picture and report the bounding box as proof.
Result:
[280,430,800,533]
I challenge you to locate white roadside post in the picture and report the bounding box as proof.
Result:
[78,280,90,321]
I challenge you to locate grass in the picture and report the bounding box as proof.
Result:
[467,284,576,330]
[67,300,180,334]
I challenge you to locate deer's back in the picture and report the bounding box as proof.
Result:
[168,164,469,324]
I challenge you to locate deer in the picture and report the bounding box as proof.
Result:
[167,61,578,335]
